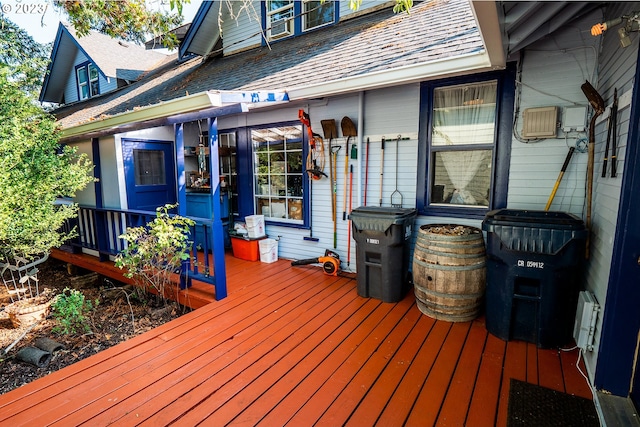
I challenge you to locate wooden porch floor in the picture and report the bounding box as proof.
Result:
[0,254,592,426]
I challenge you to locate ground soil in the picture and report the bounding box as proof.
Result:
[0,259,186,395]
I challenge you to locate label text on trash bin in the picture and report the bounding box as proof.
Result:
[517,260,545,269]
[367,238,380,244]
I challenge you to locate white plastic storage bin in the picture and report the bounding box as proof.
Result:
[259,238,278,263]
[245,215,265,238]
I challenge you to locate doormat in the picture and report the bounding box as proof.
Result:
[507,379,599,427]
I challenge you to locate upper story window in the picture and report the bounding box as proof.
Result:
[264,1,337,41]
[417,67,515,219]
[76,63,99,101]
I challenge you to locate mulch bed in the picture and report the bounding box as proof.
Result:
[0,259,187,395]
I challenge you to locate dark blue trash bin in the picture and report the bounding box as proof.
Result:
[482,209,587,348]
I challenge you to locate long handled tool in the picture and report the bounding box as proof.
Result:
[299,110,327,242]
[390,135,403,207]
[610,88,619,178]
[379,137,385,207]
[322,119,339,249]
[581,80,605,259]
[331,146,340,248]
[364,137,370,206]
[545,146,575,211]
[341,117,357,220]
[347,164,354,267]
[602,89,617,177]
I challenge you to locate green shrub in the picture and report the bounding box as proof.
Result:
[115,204,194,305]
[51,288,96,335]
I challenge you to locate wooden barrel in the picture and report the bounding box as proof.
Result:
[412,224,486,322]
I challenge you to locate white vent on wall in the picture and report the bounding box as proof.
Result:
[522,106,558,138]
[573,291,600,352]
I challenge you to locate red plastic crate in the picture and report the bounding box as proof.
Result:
[230,236,265,261]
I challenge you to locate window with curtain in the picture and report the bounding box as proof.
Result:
[252,125,304,223]
[430,80,497,207]
[417,66,515,218]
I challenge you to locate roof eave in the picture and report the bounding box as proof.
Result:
[287,50,499,100]
[59,90,289,142]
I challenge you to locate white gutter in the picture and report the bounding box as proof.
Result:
[60,90,289,140]
[286,50,501,100]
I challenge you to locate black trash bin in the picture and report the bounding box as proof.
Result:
[351,207,417,303]
[482,209,588,348]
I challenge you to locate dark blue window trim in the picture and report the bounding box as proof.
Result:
[74,61,100,102]
[260,1,339,45]
[416,63,515,220]
[221,121,310,230]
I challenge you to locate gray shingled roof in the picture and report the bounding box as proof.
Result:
[64,25,168,82]
[54,0,483,129]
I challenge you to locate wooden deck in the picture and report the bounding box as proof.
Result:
[0,254,592,426]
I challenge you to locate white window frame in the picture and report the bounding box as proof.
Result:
[267,1,295,40]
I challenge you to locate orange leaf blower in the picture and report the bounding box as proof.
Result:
[291,250,340,276]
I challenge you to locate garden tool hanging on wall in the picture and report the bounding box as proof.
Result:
[581,80,605,259]
[321,119,340,249]
[298,110,326,180]
[341,116,357,220]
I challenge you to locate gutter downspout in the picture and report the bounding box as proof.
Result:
[357,91,364,208]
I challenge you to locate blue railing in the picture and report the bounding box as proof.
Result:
[61,206,227,300]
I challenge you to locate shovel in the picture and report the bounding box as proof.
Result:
[581,80,605,259]
[322,119,339,248]
[341,117,357,221]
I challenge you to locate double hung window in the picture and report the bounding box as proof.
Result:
[264,1,336,41]
[418,67,515,218]
[252,125,305,223]
[76,63,99,100]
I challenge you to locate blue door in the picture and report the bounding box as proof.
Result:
[122,139,177,211]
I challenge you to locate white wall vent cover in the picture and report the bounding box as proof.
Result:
[522,106,558,138]
[573,291,600,352]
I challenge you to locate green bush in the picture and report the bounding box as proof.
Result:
[51,288,96,335]
[115,204,194,305]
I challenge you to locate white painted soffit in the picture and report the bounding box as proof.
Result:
[286,50,500,100]
[470,0,506,68]
[60,90,289,140]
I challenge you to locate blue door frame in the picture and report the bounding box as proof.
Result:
[595,46,640,398]
[122,139,177,211]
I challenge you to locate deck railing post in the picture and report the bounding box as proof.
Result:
[209,117,227,300]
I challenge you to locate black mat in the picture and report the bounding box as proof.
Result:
[507,379,599,427]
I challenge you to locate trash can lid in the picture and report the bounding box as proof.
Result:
[483,209,585,230]
[351,207,417,233]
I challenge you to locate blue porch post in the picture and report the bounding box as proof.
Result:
[92,137,110,261]
[209,117,228,299]
[175,123,190,290]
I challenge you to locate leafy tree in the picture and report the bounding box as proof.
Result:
[0,68,94,262]
[55,0,187,49]
[0,14,50,95]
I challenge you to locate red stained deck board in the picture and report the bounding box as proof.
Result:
[0,252,594,427]
[537,349,565,393]
[286,296,417,427]
[142,283,373,426]
[436,321,487,427]
[57,275,353,426]
[560,349,593,399]
[466,333,507,426]
[112,277,356,426]
[376,320,453,426]
[314,303,423,427]
[231,298,402,427]
[496,340,528,427]
[406,321,472,427]
[345,313,437,427]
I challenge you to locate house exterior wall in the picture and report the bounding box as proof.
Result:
[99,136,122,209]
[69,140,96,206]
[222,1,392,56]
[584,2,640,382]
[62,50,117,105]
